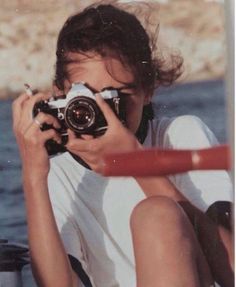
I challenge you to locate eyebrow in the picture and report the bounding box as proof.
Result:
[65,82,137,95]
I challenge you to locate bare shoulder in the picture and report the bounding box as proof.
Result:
[163,115,217,149]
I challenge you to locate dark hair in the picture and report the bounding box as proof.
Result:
[54,3,183,96]
[54,3,183,143]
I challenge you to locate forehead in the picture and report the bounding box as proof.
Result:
[65,52,134,91]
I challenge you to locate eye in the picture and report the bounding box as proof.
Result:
[119,93,137,107]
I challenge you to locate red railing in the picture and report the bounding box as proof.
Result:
[102,145,231,177]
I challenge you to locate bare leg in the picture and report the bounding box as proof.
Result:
[130,196,214,287]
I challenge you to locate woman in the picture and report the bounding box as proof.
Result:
[12,3,233,287]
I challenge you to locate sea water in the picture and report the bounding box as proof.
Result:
[0,79,229,287]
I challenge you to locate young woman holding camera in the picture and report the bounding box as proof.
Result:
[12,3,233,287]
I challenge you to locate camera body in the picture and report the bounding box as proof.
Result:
[33,82,126,155]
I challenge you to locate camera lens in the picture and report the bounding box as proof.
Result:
[71,106,92,125]
[65,97,97,133]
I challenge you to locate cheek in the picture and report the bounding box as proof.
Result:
[125,102,144,133]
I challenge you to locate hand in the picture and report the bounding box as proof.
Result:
[12,92,61,179]
[66,94,142,173]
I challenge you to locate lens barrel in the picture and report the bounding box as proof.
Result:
[65,97,99,133]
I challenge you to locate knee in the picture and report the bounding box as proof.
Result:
[130,196,190,237]
[131,196,184,226]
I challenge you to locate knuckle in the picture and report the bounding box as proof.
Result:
[36,92,51,101]
[38,112,55,124]
[66,142,72,149]
[49,114,58,123]
[18,128,25,138]
[24,133,36,144]
[28,93,45,106]
[48,129,57,137]
[31,138,39,145]
[88,141,99,152]
[66,140,74,149]
[47,113,54,119]
[36,112,45,120]
[87,141,94,151]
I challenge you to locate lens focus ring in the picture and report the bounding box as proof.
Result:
[65,97,97,133]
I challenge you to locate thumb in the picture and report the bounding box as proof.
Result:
[67,128,77,140]
[95,94,122,127]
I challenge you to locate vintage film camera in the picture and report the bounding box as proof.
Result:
[33,83,126,155]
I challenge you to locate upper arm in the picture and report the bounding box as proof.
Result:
[164,115,218,149]
[163,116,233,211]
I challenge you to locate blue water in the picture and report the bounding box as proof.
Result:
[0,80,229,286]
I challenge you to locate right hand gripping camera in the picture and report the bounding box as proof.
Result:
[33,83,126,155]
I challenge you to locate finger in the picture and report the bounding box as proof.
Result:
[95,94,121,126]
[67,129,77,140]
[23,92,52,115]
[66,138,91,152]
[81,134,94,140]
[12,93,29,110]
[20,92,52,128]
[12,93,30,130]
[52,84,65,97]
[32,112,61,130]
[66,133,96,152]
[41,129,62,144]
[68,130,95,141]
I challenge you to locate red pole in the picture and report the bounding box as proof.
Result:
[102,145,231,177]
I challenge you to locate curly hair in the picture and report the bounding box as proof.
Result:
[54,2,183,97]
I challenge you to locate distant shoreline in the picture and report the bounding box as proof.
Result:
[0,1,226,99]
[0,78,224,101]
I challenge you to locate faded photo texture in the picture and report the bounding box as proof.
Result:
[0,1,230,287]
[0,0,226,98]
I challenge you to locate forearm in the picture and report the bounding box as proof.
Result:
[12,92,80,286]
[23,171,78,287]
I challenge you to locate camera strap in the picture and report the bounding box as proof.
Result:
[69,152,92,170]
